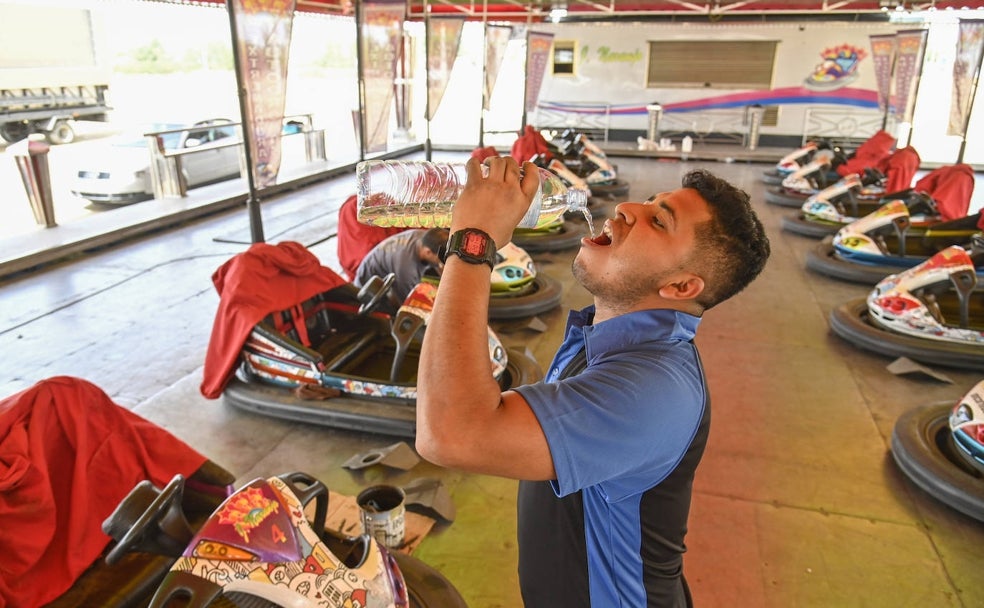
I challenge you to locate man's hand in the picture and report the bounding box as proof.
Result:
[450,156,541,249]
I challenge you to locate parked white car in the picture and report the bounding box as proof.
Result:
[71,119,242,205]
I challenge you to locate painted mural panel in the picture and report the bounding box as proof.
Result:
[531,21,900,139]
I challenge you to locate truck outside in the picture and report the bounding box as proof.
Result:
[0,3,111,145]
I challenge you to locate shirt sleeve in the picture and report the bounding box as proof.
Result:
[515,343,706,502]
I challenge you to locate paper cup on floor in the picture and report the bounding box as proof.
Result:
[357,485,406,549]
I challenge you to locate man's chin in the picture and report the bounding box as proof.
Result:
[571,257,598,295]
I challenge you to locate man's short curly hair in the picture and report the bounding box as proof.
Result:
[682,169,770,310]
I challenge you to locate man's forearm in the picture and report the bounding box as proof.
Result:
[416,257,502,465]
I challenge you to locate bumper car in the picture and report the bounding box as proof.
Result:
[764,155,842,207]
[891,380,984,522]
[780,173,938,239]
[487,241,564,318]
[224,277,543,438]
[766,145,919,209]
[530,152,610,220]
[829,244,984,371]
[761,139,843,186]
[548,128,630,200]
[782,162,974,239]
[12,375,238,608]
[806,200,982,285]
[102,471,466,607]
[950,382,984,472]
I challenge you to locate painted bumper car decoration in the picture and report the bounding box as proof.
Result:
[102,471,466,607]
[803,43,866,90]
[865,246,982,345]
[829,244,984,371]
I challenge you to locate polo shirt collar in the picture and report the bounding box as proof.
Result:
[565,305,700,353]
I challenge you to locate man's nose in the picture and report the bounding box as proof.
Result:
[613,201,643,222]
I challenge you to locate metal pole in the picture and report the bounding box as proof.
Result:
[957,30,984,164]
[424,1,432,160]
[479,18,488,148]
[393,0,410,139]
[354,0,367,161]
[225,0,264,243]
[520,27,531,131]
[646,104,662,141]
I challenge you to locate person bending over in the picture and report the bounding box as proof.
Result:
[416,156,770,607]
[353,227,448,311]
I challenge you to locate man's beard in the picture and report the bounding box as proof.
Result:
[571,255,656,310]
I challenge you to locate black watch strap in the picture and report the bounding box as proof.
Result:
[440,228,497,269]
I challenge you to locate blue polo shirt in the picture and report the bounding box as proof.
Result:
[514,305,709,607]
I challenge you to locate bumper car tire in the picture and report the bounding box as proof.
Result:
[780,214,842,239]
[489,274,563,320]
[828,298,984,371]
[891,403,984,523]
[512,222,587,253]
[765,188,811,208]
[761,170,785,185]
[805,238,896,285]
[394,551,469,608]
[589,179,630,199]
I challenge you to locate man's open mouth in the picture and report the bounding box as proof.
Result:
[589,221,613,246]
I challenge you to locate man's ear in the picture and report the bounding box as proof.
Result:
[658,274,705,301]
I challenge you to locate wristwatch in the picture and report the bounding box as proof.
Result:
[440,228,497,269]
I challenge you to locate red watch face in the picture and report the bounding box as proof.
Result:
[462,231,489,256]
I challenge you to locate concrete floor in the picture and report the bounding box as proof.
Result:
[3,153,984,607]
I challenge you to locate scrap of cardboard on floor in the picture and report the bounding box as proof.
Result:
[342,441,421,471]
[887,357,954,384]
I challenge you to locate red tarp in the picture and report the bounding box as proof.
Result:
[913,163,977,222]
[836,129,896,177]
[200,241,346,399]
[471,146,501,162]
[877,146,921,194]
[510,125,552,163]
[0,376,208,608]
[336,194,407,281]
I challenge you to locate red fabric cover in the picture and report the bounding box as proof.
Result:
[336,195,407,281]
[200,241,346,399]
[836,129,896,177]
[913,163,977,222]
[877,146,921,193]
[471,146,500,162]
[0,376,208,608]
[510,125,552,163]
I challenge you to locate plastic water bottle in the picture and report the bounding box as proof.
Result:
[356,160,590,231]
